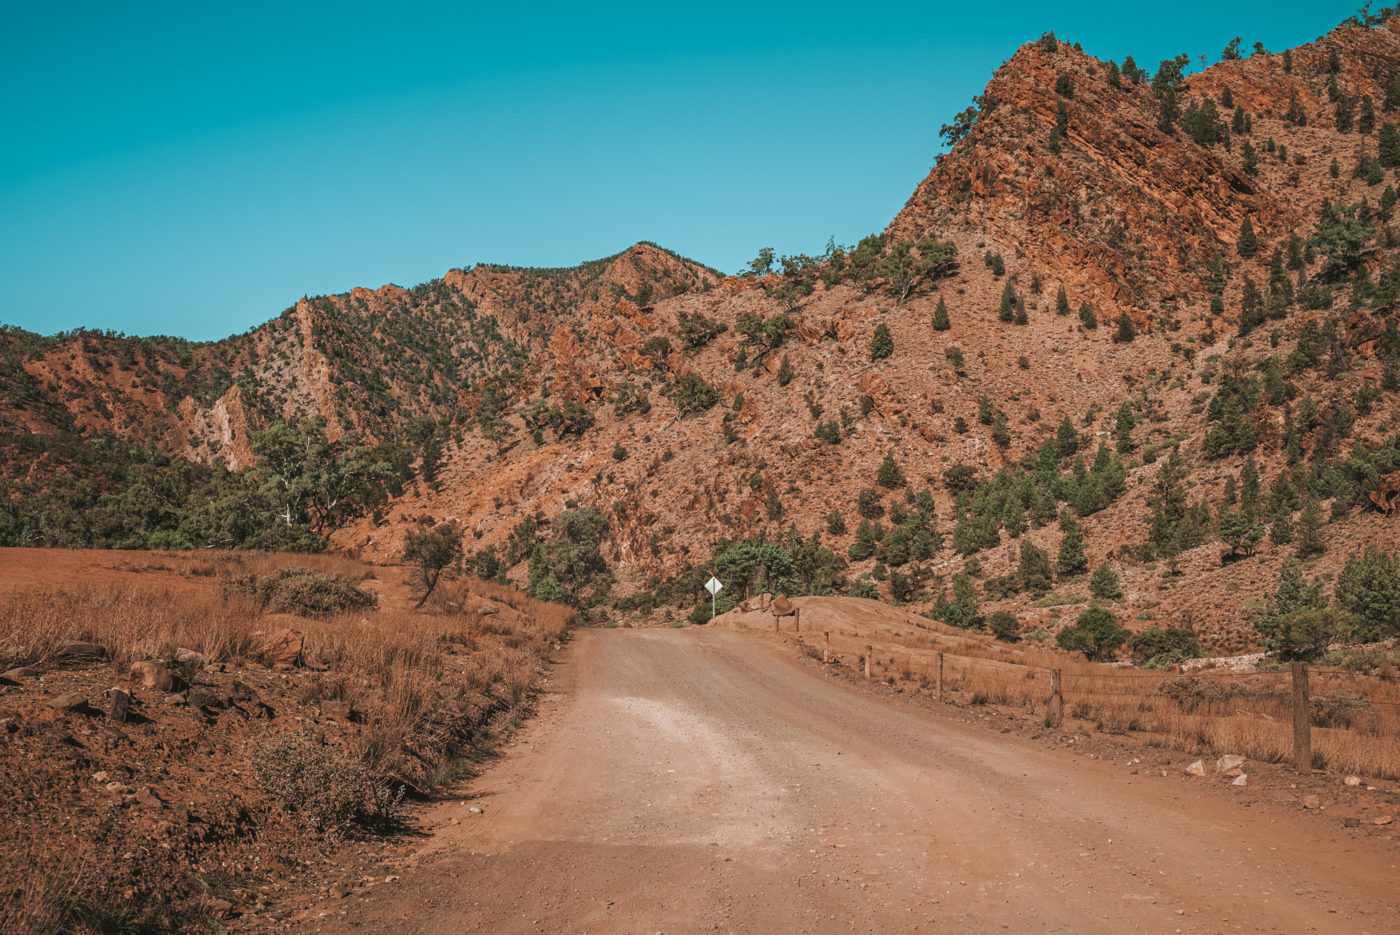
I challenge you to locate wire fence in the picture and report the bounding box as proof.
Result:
[801,632,1400,780]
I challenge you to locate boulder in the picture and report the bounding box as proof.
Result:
[1215,754,1246,773]
[47,692,87,712]
[130,661,187,693]
[771,595,796,617]
[255,628,304,667]
[106,688,131,723]
[1184,760,1206,777]
[174,648,211,668]
[1,666,39,682]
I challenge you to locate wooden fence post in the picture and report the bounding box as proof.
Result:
[794,608,800,633]
[936,652,944,703]
[823,631,830,664]
[1047,668,1063,729]
[865,645,872,679]
[1292,661,1312,773]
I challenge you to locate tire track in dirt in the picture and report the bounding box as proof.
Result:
[313,628,1399,934]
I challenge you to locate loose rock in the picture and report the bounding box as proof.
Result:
[1303,794,1321,809]
[1184,760,1206,777]
[47,692,87,712]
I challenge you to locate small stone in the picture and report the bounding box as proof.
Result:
[1342,815,1361,828]
[174,648,211,667]
[107,688,131,722]
[130,661,187,693]
[468,806,484,814]
[92,771,110,783]
[162,691,189,706]
[1372,815,1393,826]
[1344,775,1362,787]
[1232,774,1248,787]
[1303,794,1321,809]
[134,786,164,809]
[1184,760,1206,777]
[1,666,38,682]
[206,897,234,919]
[329,883,349,900]
[47,692,87,712]
[1216,754,1246,773]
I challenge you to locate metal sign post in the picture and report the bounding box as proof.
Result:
[704,576,723,620]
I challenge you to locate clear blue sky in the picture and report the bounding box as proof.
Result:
[0,1,1360,341]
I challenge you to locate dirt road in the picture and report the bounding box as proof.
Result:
[320,628,1397,934]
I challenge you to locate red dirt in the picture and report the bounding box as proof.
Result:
[308,627,1400,934]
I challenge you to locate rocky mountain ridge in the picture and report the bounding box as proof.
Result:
[6,17,1400,651]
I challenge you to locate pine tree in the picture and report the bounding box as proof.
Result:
[1056,415,1079,458]
[999,281,1016,322]
[932,295,950,331]
[1018,539,1053,593]
[1380,123,1400,168]
[1056,284,1070,315]
[869,323,893,361]
[1114,312,1136,343]
[1296,494,1325,558]
[1238,216,1258,258]
[1056,512,1089,577]
[877,454,905,489]
[1079,302,1097,329]
[1115,401,1136,452]
[1089,561,1123,600]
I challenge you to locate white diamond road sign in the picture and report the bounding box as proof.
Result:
[705,576,723,595]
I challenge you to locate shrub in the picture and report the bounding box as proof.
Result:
[986,610,1021,642]
[672,373,720,415]
[1056,607,1129,660]
[1079,302,1097,329]
[1271,608,1351,659]
[250,736,402,835]
[1129,626,1201,667]
[230,567,377,617]
[870,323,894,361]
[849,580,880,600]
[1336,550,1400,641]
[1114,312,1136,343]
[816,421,841,444]
[932,296,950,330]
[1088,562,1122,599]
[857,488,885,519]
[877,455,905,489]
[403,521,463,609]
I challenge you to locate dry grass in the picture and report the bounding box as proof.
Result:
[837,626,1400,780]
[0,552,574,788]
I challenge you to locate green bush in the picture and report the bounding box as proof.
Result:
[1056,607,1129,660]
[986,610,1021,642]
[870,323,894,361]
[1089,562,1122,600]
[672,373,719,415]
[849,580,880,600]
[1129,626,1201,667]
[1336,550,1400,641]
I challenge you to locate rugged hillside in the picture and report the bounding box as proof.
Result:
[0,244,716,469]
[6,17,1400,654]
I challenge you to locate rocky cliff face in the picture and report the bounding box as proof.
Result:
[6,18,1400,650]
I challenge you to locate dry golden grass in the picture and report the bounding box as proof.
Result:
[0,552,574,787]
[846,632,1400,780]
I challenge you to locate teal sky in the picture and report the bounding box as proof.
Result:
[0,1,1362,341]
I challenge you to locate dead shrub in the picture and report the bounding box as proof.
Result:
[228,567,377,617]
[249,735,402,835]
